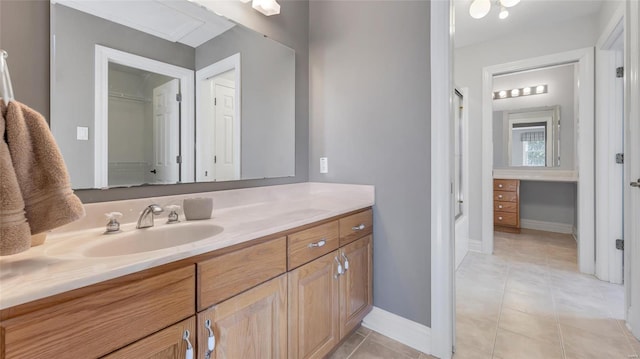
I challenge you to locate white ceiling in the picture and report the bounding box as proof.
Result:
[454,0,605,48]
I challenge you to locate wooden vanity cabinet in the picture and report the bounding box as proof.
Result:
[102,316,196,359]
[288,211,373,359]
[197,275,288,359]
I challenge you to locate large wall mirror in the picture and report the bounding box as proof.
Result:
[50,0,295,190]
[492,63,576,170]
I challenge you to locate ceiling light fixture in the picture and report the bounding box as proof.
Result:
[469,0,520,20]
[251,0,280,16]
[493,84,547,100]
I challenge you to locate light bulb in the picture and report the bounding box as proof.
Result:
[252,0,280,16]
[469,0,491,19]
[499,6,509,19]
[500,0,520,8]
[511,89,520,97]
[522,87,531,95]
[499,90,507,98]
[536,85,545,94]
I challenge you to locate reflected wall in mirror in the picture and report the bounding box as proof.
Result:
[50,0,295,190]
[492,63,576,170]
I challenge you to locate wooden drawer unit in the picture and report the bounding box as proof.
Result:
[198,237,287,310]
[339,209,373,246]
[0,266,195,359]
[494,201,517,213]
[493,179,520,233]
[288,221,339,270]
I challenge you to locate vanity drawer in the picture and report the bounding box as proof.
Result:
[494,191,517,202]
[339,209,373,246]
[494,179,518,192]
[288,221,339,270]
[0,266,195,359]
[494,201,517,213]
[494,212,518,226]
[198,237,286,310]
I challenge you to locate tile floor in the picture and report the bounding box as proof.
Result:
[455,229,639,359]
[330,326,436,359]
[333,229,639,359]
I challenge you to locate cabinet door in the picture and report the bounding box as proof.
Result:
[288,251,340,359]
[102,316,196,359]
[197,274,287,359]
[339,235,373,339]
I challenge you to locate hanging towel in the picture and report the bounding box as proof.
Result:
[2,100,84,239]
[0,107,32,255]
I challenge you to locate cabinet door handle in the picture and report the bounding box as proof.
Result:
[204,319,216,359]
[334,256,344,279]
[352,224,366,231]
[308,239,326,248]
[183,330,194,359]
[341,253,350,272]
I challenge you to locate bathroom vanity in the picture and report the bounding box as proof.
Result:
[0,183,374,359]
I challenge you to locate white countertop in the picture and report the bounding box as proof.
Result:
[0,183,374,310]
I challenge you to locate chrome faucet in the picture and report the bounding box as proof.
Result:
[136,204,164,229]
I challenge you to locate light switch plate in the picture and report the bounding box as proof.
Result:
[320,157,328,174]
[76,126,89,141]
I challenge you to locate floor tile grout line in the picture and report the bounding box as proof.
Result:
[345,330,370,359]
[491,263,511,358]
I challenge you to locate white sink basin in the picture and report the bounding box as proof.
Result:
[46,222,224,258]
[82,223,224,257]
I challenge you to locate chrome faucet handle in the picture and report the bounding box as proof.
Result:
[136,204,164,229]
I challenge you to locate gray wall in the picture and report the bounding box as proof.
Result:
[0,0,309,202]
[520,181,576,226]
[309,1,431,326]
[492,64,576,169]
[455,14,598,242]
[196,26,295,179]
[0,0,50,119]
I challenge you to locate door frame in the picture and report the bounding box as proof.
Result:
[480,48,595,275]
[595,4,625,284]
[195,53,242,182]
[430,0,454,358]
[94,45,194,188]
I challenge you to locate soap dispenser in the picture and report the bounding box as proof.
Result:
[104,212,123,234]
[165,205,181,224]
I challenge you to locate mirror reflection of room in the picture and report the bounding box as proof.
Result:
[492,63,576,170]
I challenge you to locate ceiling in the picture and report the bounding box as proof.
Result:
[454,0,605,48]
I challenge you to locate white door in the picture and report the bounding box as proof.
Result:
[151,79,180,184]
[626,0,640,337]
[213,80,239,181]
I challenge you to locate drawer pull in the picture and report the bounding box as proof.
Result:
[334,256,344,279]
[204,319,216,359]
[352,224,366,231]
[183,330,194,359]
[308,239,327,248]
[341,252,350,272]
[498,195,503,199]
[498,216,503,221]
[498,184,503,188]
[498,205,503,209]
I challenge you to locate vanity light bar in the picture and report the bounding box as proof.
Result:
[492,84,547,100]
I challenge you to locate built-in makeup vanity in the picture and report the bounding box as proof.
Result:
[0,183,374,359]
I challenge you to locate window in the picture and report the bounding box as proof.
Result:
[521,129,546,166]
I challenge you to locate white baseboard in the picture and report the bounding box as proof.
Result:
[520,219,574,234]
[468,239,482,252]
[572,225,578,242]
[361,306,431,354]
